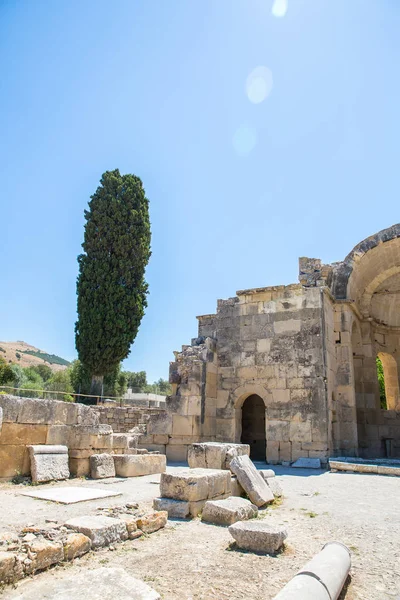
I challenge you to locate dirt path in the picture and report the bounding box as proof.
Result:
[2,467,400,599]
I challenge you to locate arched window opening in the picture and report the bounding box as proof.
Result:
[376,356,387,410]
[241,394,266,461]
[377,352,399,410]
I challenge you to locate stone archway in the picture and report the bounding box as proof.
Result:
[240,394,266,460]
[232,384,271,461]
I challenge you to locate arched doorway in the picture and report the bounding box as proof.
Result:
[241,394,266,460]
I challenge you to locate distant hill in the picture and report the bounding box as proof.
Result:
[0,341,70,371]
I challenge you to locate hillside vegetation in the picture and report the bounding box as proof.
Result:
[0,341,69,371]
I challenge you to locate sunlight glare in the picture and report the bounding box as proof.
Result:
[246,66,273,104]
[272,0,288,18]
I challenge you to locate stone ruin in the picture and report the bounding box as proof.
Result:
[147,223,400,464]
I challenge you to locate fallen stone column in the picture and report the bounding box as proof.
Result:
[273,542,351,600]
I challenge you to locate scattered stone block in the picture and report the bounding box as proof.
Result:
[201,497,258,526]
[230,476,245,497]
[292,457,321,469]
[229,455,274,507]
[136,511,168,534]
[0,551,23,584]
[26,540,64,573]
[119,515,143,539]
[160,468,231,502]
[188,442,250,470]
[5,566,160,599]
[228,521,287,554]
[65,515,128,548]
[63,533,92,560]
[153,497,191,519]
[113,454,166,477]
[266,478,283,498]
[259,469,275,480]
[90,453,116,479]
[28,445,69,483]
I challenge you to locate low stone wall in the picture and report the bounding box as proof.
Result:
[357,408,400,458]
[0,395,135,479]
[93,405,166,434]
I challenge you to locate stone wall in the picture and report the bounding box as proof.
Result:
[166,284,331,463]
[0,395,136,479]
[93,405,165,433]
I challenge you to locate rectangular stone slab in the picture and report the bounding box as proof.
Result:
[20,486,122,504]
[187,442,250,470]
[113,454,166,477]
[64,515,128,547]
[201,497,258,526]
[229,455,274,507]
[160,468,231,501]
[28,444,69,483]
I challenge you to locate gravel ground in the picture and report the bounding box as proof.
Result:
[1,465,399,599]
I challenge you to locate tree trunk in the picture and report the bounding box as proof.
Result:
[90,374,104,399]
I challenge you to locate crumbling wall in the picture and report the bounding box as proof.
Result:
[0,395,136,478]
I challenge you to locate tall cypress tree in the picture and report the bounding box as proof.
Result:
[75,169,151,395]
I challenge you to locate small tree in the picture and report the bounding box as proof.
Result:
[124,370,148,391]
[75,170,151,395]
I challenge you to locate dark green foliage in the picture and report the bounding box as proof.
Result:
[75,170,151,394]
[376,356,387,409]
[0,356,14,385]
[19,349,70,366]
[124,370,148,391]
[31,364,53,382]
[146,377,172,395]
[45,370,74,400]
[15,352,21,360]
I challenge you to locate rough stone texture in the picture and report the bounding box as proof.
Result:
[113,454,166,477]
[201,497,258,526]
[153,497,190,519]
[229,455,274,507]
[136,511,168,534]
[90,453,116,479]
[187,442,250,470]
[230,476,245,497]
[266,478,283,498]
[160,468,231,502]
[292,457,321,469]
[6,567,161,600]
[119,515,143,539]
[28,444,69,483]
[26,540,64,573]
[259,469,275,479]
[0,406,2,433]
[63,533,92,560]
[228,521,287,554]
[0,551,23,584]
[65,515,128,548]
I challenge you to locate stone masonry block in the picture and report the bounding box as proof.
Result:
[0,423,47,446]
[28,444,69,483]
[188,442,250,470]
[65,515,128,548]
[172,415,193,436]
[160,468,231,502]
[90,453,116,479]
[113,454,166,477]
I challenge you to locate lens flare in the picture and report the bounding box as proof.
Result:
[246,66,273,104]
[232,125,257,156]
[272,0,288,18]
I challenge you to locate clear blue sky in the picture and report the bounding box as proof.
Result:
[1,0,399,382]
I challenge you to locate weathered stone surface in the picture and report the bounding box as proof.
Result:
[0,406,3,432]
[28,444,69,483]
[113,454,166,477]
[119,514,143,539]
[26,540,64,573]
[65,515,128,548]
[153,497,191,519]
[229,455,274,507]
[292,457,321,469]
[160,468,231,502]
[266,478,283,498]
[230,475,245,497]
[0,395,21,423]
[63,533,92,560]
[201,497,258,526]
[228,521,287,553]
[6,567,161,599]
[187,442,250,470]
[90,453,116,479]
[0,551,23,584]
[259,469,275,479]
[136,511,168,534]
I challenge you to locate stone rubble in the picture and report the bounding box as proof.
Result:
[229,455,274,507]
[201,497,258,526]
[228,520,288,554]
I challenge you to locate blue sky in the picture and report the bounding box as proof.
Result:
[1,0,400,382]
